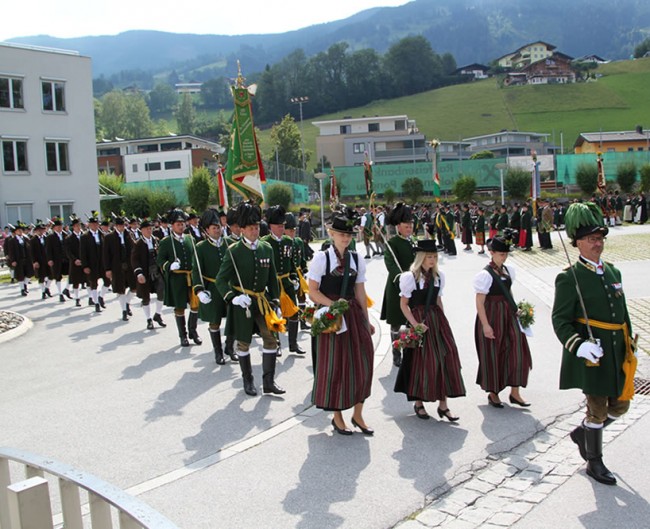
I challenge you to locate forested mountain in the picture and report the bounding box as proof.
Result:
[8,0,650,80]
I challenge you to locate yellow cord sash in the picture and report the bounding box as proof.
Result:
[277,272,299,317]
[233,285,286,333]
[173,269,199,308]
[576,318,637,400]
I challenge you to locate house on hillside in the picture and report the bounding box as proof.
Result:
[576,54,609,64]
[462,130,556,158]
[574,127,649,154]
[502,51,576,86]
[312,115,427,167]
[454,64,490,80]
[175,82,202,95]
[497,42,556,70]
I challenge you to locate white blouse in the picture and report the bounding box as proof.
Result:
[306,246,366,285]
[473,263,517,294]
[399,270,445,298]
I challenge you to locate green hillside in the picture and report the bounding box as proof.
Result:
[257,57,650,168]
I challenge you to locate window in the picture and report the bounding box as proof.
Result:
[0,77,24,109]
[339,125,351,135]
[161,142,182,151]
[368,123,380,132]
[628,147,634,152]
[138,144,158,153]
[50,203,73,221]
[132,164,138,173]
[45,141,69,172]
[395,120,406,131]
[164,160,181,170]
[145,162,161,171]
[42,80,66,112]
[353,143,365,154]
[2,140,28,172]
[6,204,33,225]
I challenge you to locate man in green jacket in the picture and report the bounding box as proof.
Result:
[157,209,202,347]
[192,208,238,365]
[216,202,284,396]
[552,202,636,486]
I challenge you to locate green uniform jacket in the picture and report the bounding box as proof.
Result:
[496,212,509,232]
[192,237,228,323]
[157,234,194,309]
[552,260,632,397]
[475,215,486,233]
[291,236,308,275]
[261,233,299,306]
[380,235,416,325]
[216,239,280,343]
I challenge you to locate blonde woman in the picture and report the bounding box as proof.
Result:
[307,207,376,436]
[394,239,465,420]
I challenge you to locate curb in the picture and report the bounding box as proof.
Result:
[0,311,33,344]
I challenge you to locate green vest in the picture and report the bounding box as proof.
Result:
[157,234,193,309]
[192,237,228,323]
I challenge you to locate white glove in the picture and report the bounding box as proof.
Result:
[576,341,604,363]
[292,280,300,291]
[314,306,329,320]
[170,260,181,271]
[275,307,283,318]
[232,294,252,308]
[198,291,212,304]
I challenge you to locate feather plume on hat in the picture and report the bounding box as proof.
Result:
[564,202,608,241]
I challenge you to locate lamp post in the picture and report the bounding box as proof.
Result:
[495,162,507,205]
[290,96,309,171]
[314,172,327,238]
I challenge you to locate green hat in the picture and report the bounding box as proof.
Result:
[564,202,609,241]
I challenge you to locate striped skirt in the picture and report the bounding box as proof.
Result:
[461,226,473,245]
[312,299,374,411]
[475,231,485,245]
[394,305,466,402]
[474,295,532,392]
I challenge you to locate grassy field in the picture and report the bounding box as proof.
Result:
[253,57,650,169]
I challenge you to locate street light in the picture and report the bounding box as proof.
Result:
[495,163,508,205]
[290,96,309,171]
[314,172,327,238]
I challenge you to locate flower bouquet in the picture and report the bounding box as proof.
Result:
[311,299,349,336]
[392,323,427,350]
[517,300,535,329]
[300,305,316,324]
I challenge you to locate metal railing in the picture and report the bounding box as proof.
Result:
[0,447,179,529]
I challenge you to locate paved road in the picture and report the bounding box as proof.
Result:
[1,224,648,528]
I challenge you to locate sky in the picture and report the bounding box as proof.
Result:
[1,0,410,41]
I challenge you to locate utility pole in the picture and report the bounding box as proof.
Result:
[290,96,309,171]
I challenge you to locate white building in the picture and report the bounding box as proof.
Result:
[0,42,99,226]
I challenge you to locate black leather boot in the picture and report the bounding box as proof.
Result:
[122,310,129,321]
[210,330,225,365]
[570,424,587,461]
[288,320,306,355]
[585,426,616,485]
[175,314,190,347]
[98,296,106,308]
[153,313,167,327]
[95,303,102,313]
[262,353,286,395]
[188,311,202,345]
[146,318,154,330]
[126,303,132,316]
[224,335,239,362]
[63,288,72,299]
[239,355,257,396]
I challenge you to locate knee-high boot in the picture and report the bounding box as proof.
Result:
[239,354,257,396]
[210,330,225,365]
[175,314,190,347]
[188,311,202,345]
[571,417,616,462]
[585,426,616,485]
[224,335,239,362]
[262,353,285,395]
[288,319,306,354]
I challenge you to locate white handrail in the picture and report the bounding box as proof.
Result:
[0,447,179,529]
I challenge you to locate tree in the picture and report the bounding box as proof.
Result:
[98,171,124,218]
[344,49,384,108]
[633,37,650,58]
[99,90,128,140]
[266,182,293,210]
[402,177,424,203]
[124,94,153,138]
[175,93,197,135]
[270,114,307,168]
[122,188,151,218]
[440,52,457,76]
[575,163,598,195]
[186,167,212,213]
[200,77,230,109]
[504,168,531,199]
[148,188,177,217]
[93,75,113,97]
[383,36,442,97]
[640,163,650,192]
[470,150,495,159]
[453,175,477,202]
[616,162,637,193]
[383,188,397,205]
[148,83,177,114]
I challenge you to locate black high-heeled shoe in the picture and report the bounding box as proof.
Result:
[437,408,459,422]
[413,403,430,420]
[509,395,531,407]
[487,395,504,408]
[331,418,353,436]
[351,417,374,435]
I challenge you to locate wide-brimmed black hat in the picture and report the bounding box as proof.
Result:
[200,208,221,229]
[167,208,188,224]
[414,239,438,253]
[386,202,413,226]
[51,217,63,227]
[236,202,262,228]
[140,218,153,228]
[226,208,239,226]
[564,202,609,242]
[69,215,80,226]
[284,212,297,229]
[113,215,126,225]
[34,219,46,230]
[187,212,198,220]
[487,236,513,253]
[329,207,360,234]
[266,205,286,225]
[100,218,110,227]
[87,211,100,223]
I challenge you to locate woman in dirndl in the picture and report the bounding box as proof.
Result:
[307,207,376,436]
[394,239,465,420]
[474,236,532,408]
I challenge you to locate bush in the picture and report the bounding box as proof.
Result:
[616,162,637,193]
[383,187,397,204]
[122,187,151,218]
[504,168,531,199]
[469,150,495,160]
[265,182,293,209]
[98,171,124,218]
[148,188,177,218]
[402,177,424,203]
[452,175,477,202]
[575,163,598,195]
[640,163,650,193]
[186,167,212,213]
